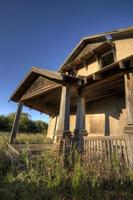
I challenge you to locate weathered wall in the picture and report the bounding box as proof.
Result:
[47,94,126,138]
[85,94,126,136]
[77,61,99,76]
[114,38,133,61]
[47,114,76,139]
[76,38,133,77]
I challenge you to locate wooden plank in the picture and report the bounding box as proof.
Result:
[84,136,125,140]
[92,73,102,80]
[119,61,126,69]
[9,102,23,144]
[8,144,20,155]
[9,143,53,153]
[83,136,128,165]
[21,84,61,101]
[83,73,124,94]
[32,67,61,79]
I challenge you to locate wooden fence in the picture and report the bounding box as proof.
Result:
[83,136,129,165]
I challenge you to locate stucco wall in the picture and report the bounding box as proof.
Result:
[47,94,126,139]
[77,61,99,76]
[85,94,126,136]
[114,38,133,61]
[76,38,133,77]
[47,114,76,139]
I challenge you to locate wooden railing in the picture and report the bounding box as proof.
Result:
[83,136,129,165]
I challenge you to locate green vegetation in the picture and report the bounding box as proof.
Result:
[0,113,48,133]
[0,133,51,148]
[0,133,133,199]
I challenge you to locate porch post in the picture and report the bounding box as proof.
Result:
[74,89,87,148]
[55,86,71,141]
[9,102,23,144]
[124,71,133,166]
[79,91,87,134]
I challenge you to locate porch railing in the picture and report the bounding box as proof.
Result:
[83,136,129,165]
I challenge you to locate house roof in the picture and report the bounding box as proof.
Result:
[61,41,113,72]
[59,26,133,72]
[10,67,63,102]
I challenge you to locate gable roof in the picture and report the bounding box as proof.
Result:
[10,67,62,102]
[59,26,133,72]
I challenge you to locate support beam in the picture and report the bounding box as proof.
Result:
[130,60,133,68]
[93,73,102,80]
[119,61,126,69]
[74,89,87,139]
[125,72,133,125]
[9,102,23,144]
[124,71,133,166]
[55,86,71,140]
[79,91,87,136]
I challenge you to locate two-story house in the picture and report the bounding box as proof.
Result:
[9,26,133,164]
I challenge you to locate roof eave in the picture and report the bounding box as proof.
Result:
[58,26,133,72]
[9,67,63,102]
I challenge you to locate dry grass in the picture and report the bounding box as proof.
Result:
[0,133,133,200]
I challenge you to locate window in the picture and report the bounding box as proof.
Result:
[100,50,114,68]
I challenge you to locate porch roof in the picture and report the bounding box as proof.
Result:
[10,67,63,102]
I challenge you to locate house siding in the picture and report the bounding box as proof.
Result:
[115,38,133,61]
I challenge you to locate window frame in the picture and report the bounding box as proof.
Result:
[99,49,116,68]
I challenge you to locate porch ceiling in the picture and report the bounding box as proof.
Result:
[22,85,78,115]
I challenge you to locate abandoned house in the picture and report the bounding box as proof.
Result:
[9,26,133,165]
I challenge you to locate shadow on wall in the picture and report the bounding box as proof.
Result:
[86,94,126,136]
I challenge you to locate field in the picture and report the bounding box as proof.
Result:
[0,132,133,200]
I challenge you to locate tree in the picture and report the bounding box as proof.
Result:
[35,120,48,133]
[0,113,48,133]
[0,115,10,132]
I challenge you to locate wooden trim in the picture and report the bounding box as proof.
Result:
[61,41,112,72]
[84,136,126,140]
[10,67,63,102]
[86,54,133,80]
[59,26,133,72]
[21,84,61,101]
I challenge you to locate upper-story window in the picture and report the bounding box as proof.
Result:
[100,50,114,68]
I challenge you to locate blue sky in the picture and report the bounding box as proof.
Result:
[0,0,133,123]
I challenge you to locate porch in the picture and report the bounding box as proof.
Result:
[9,56,133,166]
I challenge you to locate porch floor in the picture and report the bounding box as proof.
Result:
[8,142,54,155]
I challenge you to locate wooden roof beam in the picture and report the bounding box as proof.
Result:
[93,73,102,81]
[61,41,113,72]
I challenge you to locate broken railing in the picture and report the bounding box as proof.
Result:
[62,135,129,166]
[83,136,129,165]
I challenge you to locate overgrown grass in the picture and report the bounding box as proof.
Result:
[15,133,51,144]
[0,133,133,199]
[0,132,51,147]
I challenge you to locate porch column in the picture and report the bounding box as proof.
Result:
[55,86,71,140]
[74,89,87,140]
[124,71,133,166]
[9,102,23,144]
